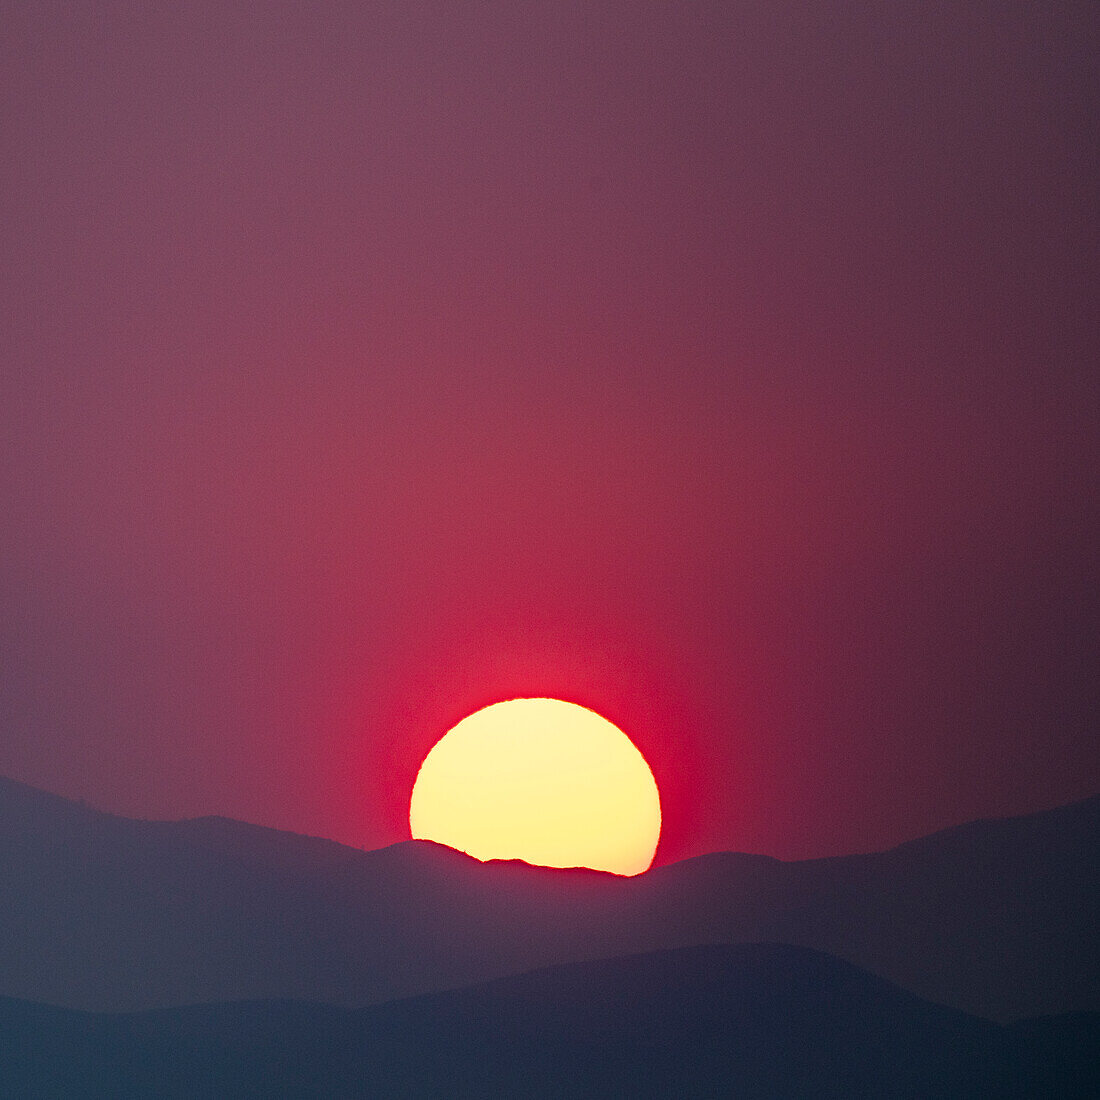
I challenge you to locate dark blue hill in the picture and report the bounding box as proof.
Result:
[4,944,1096,1098]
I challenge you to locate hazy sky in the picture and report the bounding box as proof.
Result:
[2,1,1096,862]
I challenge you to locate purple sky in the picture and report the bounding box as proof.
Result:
[2,1,1096,863]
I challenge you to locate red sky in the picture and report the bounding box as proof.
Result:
[1,1,1096,863]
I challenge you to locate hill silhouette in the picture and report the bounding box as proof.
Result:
[3,944,1096,1098]
[0,775,1096,1020]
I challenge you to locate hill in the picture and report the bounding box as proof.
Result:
[4,944,1096,1098]
[0,774,1095,1020]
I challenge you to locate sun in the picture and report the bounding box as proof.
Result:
[409,698,661,876]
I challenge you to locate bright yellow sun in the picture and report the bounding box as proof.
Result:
[409,698,661,876]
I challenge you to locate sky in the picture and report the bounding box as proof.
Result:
[1,1,1096,865]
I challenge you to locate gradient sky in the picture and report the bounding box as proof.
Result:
[2,1,1096,864]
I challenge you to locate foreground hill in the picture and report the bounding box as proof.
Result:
[3,944,1096,1098]
[0,775,1096,1019]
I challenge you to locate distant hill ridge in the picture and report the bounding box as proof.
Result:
[0,774,1096,1020]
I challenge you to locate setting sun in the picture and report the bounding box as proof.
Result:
[409,698,661,876]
